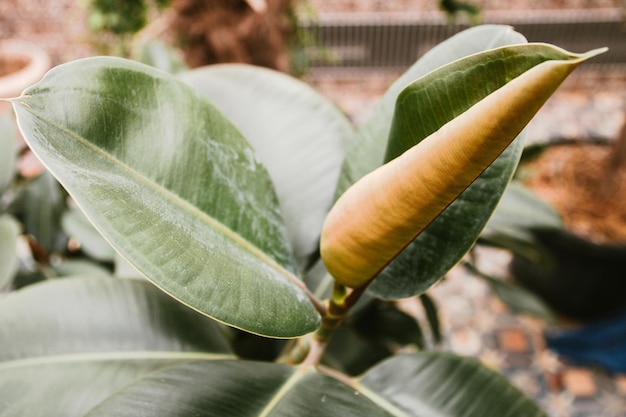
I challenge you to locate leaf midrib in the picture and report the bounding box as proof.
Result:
[0,351,235,370]
[14,99,302,290]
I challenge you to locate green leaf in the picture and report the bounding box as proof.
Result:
[11,57,320,337]
[0,279,544,416]
[326,26,528,293]
[83,361,399,417]
[180,64,354,271]
[133,40,188,74]
[0,276,233,417]
[0,359,202,417]
[51,258,112,278]
[0,277,232,361]
[62,207,116,262]
[360,352,547,417]
[366,42,600,298]
[0,113,18,193]
[0,214,20,290]
[10,172,67,253]
[419,294,442,344]
[2,355,546,416]
[481,181,563,253]
[465,262,557,322]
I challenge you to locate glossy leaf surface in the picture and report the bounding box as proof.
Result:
[62,207,116,262]
[483,273,557,322]
[0,277,232,361]
[0,113,17,193]
[0,276,234,416]
[0,278,545,416]
[360,352,547,417]
[85,356,546,416]
[481,181,563,255]
[180,64,354,271]
[11,57,320,337]
[14,172,66,253]
[1,355,546,417]
[0,215,19,290]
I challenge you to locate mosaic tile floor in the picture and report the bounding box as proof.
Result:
[427,248,626,417]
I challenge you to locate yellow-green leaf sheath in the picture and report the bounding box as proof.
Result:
[321,48,605,288]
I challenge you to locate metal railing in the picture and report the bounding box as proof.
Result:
[303,8,626,71]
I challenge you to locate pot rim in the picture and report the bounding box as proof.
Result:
[0,39,51,99]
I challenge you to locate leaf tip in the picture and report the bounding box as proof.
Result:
[2,95,31,109]
[579,46,608,60]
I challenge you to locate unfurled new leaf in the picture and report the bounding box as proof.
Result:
[321,46,605,289]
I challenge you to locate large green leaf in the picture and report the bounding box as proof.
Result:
[1,356,546,416]
[366,41,597,298]
[480,181,563,258]
[482,273,557,323]
[62,207,116,262]
[360,352,547,417]
[11,57,320,337]
[0,277,232,361]
[10,172,67,253]
[0,113,18,193]
[0,359,199,417]
[84,361,395,417]
[0,276,234,416]
[0,215,20,291]
[0,278,544,416]
[180,64,354,272]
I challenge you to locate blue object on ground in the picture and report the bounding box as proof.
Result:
[545,310,626,373]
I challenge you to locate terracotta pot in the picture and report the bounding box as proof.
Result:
[510,227,626,321]
[0,40,51,177]
[0,39,51,112]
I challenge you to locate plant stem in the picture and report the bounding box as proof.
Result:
[277,334,312,365]
[298,280,373,367]
[301,336,326,368]
[314,282,349,343]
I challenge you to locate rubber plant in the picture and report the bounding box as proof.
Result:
[0,25,603,416]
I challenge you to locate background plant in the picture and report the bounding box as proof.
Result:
[0,25,602,415]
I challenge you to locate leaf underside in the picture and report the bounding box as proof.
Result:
[349,29,585,298]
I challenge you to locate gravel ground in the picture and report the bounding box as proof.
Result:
[308,68,626,145]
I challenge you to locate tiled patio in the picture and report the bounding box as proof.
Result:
[432,255,626,417]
